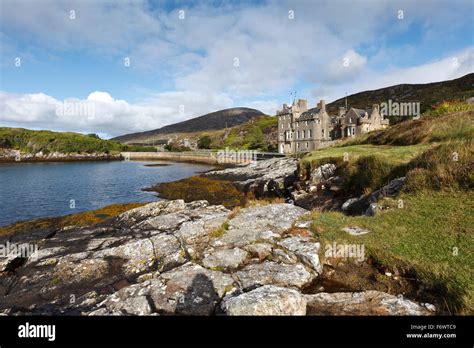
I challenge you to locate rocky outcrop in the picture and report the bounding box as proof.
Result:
[0,199,322,315]
[222,285,307,315]
[305,291,436,316]
[204,157,298,197]
[0,197,434,316]
[0,148,120,162]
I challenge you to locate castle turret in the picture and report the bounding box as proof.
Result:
[317,99,326,111]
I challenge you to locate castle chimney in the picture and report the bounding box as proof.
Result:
[298,99,308,112]
[318,99,326,111]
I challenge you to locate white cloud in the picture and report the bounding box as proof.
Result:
[312,46,474,103]
[0,0,472,135]
[0,90,234,138]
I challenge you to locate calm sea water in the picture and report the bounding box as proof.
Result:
[0,160,214,227]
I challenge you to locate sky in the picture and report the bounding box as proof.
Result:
[0,0,473,138]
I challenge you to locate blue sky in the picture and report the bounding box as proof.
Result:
[0,0,473,137]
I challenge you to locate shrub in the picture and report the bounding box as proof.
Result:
[197,135,212,149]
[404,140,474,192]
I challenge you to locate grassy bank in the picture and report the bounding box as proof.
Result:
[311,192,473,314]
[301,104,473,313]
[0,127,157,154]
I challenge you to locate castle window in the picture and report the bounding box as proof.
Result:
[317,119,321,124]
[297,143,300,148]
[306,142,308,148]
[322,129,325,137]
[352,128,355,135]
[349,117,352,123]
[308,130,312,138]
[305,121,308,126]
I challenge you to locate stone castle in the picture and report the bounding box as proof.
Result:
[277,99,389,154]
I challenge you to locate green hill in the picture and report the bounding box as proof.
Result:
[0,128,156,154]
[324,73,474,123]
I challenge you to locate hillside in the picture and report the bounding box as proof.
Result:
[201,115,278,152]
[322,73,474,122]
[0,127,155,155]
[113,107,264,144]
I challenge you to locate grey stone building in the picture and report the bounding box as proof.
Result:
[277,99,389,154]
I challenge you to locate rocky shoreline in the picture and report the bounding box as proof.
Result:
[0,148,121,163]
[0,157,437,316]
[0,199,436,315]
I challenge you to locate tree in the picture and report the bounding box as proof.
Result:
[197,135,212,149]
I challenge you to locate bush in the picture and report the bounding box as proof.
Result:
[197,135,212,149]
[404,140,474,192]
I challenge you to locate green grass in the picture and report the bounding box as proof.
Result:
[311,191,474,314]
[304,144,431,166]
[217,115,278,151]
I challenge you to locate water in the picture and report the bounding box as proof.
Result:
[0,160,214,227]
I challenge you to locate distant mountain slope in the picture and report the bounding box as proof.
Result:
[113,107,264,143]
[324,73,474,116]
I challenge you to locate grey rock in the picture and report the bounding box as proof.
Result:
[93,238,156,277]
[310,163,336,183]
[202,248,248,270]
[205,157,298,197]
[149,263,235,315]
[222,285,307,315]
[244,243,273,260]
[342,226,370,236]
[278,236,321,273]
[234,261,314,289]
[305,291,435,316]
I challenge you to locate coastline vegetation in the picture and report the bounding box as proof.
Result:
[0,127,157,154]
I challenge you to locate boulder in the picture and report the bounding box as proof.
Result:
[310,163,336,183]
[277,236,321,273]
[222,285,307,315]
[234,261,314,289]
[202,248,248,270]
[305,291,435,315]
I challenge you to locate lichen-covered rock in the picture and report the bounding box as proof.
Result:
[54,257,109,284]
[310,163,336,183]
[222,285,306,315]
[205,157,298,197]
[152,263,236,315]
[244,243,273,260]
[202,248,248,270]
[93,239,156,277]
[0,197,435,316]
[234,261,314,289]
[277,236,321,273]
[305,291,436,316]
